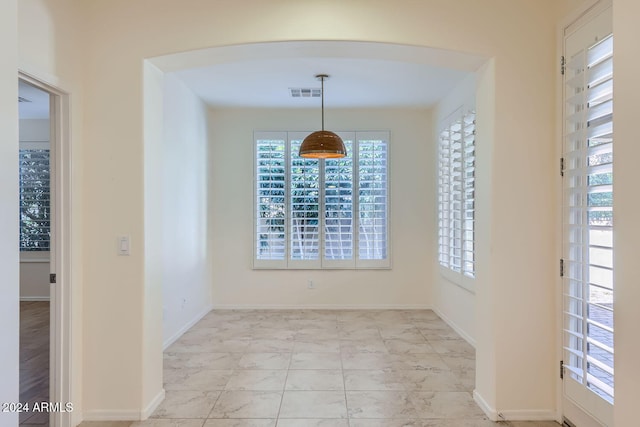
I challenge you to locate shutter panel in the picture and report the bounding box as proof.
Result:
[357,132,388,264]
[324,136,354,263]
[255,133,287,266]
[290,136,320,265]
[19,147,51,251]
[438,109,476,281]
[564,33,614,403]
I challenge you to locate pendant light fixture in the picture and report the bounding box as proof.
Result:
[298,74,346,159]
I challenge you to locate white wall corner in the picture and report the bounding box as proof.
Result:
[82,387,165,422]
[474,389,559,423]
[141,388,165,420]
[432,306,476,347]
[473,389,498,421]
[163,304,213,350]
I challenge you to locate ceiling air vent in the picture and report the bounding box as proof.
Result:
[289,88,321,98]
[18,96,32,103]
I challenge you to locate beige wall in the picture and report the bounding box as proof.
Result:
[208,107,433,308]
[79,0,563,418]
[0,1,20,424]
[8,0,639,424]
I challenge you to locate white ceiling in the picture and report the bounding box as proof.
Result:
[174,57,471,109]
[18,80,50,119]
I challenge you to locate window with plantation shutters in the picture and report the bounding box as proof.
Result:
[19,144,51,252]
[254,131,390,269]
[563,18,614,416]
[438,109,476,285]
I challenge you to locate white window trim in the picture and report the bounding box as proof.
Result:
[253,130,391,270]
[438,105,476,293]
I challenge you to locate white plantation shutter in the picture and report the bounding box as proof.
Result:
[324,135,354,266]
[357,133,389,265]
[563,33,614,404]
[19,144,51,251]
[290,135,321,267]
[438,109,476,282]
[254,131,389,269]
[255,132,287,267]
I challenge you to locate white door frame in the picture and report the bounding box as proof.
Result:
[19,71,74,427]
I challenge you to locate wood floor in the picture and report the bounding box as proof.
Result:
[20,301,49,426]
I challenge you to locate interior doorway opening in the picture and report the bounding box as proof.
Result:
[18,79,51,426]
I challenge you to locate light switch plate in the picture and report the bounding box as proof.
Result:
[118,235,130,256]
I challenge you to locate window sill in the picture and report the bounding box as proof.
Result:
[439,265,475,294]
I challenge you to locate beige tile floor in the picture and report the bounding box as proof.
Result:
[80,310,561,427]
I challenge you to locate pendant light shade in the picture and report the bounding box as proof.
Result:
[299,74,346,159]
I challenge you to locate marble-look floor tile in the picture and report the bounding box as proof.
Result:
[379,330,426,343]
[224,369,287,391]
[399,369,465,391]
[203,419,276,427]
[285,369,344,391]
[384,340,436,354]
[411,391,486,419]
[237,353,291,370]
[421,420,497,426]
[505,423,561,427]
[164,352,240,370]
[276,419,349,427]
[164,368,232,391]
[338,328,382,341]
[295,328,340,341]
[279,391,347,419]
[340,339,389,353]
[346,391,419,419]
[290,352,342,369]
[293,340,341,353]
[428,339,475,355]
[343,369,405,391]
[151,390,219,419]
[348,420,425,427]
[245,340,295,353]
[209,391,282,419]
[131,420,205,427]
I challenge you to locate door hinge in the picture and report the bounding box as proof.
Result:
[560,360,565,379]
[561,55,566,75]
[560,157,565,177]
[560,259,564,277]
[50,273,56,284]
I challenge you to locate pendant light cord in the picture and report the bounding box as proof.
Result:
[320,76,325,131]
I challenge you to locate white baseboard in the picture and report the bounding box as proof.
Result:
[20,296,50,302]
[474,389,498,421]
[82,409,143,421]
[497,409,558,421]
[163,304,213,350]
[432,306,476,347]
[82,389,165,422]
[141,389,165,420]
[210,304,432,310]
[473,390,557,422]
